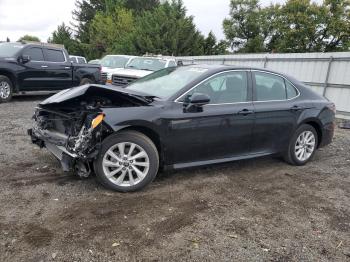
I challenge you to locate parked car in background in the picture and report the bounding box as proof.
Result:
[100,55,135,84]
[111,56,177,87]
[88,59,101,65]
[28,65,335,192]
[69,55,87,64]
[0,42,102,102]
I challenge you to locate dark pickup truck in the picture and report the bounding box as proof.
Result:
[0,42,102,102]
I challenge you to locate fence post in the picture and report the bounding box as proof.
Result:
[323,56,334,97]
[263,56,268,68]
[222,58,226,65]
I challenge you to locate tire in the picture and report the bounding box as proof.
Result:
[284,124,318,166]
[0,75,13,103]
[79,78,93,85]
[94,131,159,192]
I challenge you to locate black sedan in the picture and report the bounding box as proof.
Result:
[28,65,336,192]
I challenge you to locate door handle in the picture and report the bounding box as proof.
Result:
[41,65,48,68]
[237,109,254,115]
[290,105,302,111]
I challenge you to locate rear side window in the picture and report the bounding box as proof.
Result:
[45,49,65,62]
[286,81,298,99]
[254,72,286,101]
[23,47,44,61]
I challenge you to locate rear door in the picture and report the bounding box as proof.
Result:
[251,71,302,154]
[42,48,72,89]
[17,46,51,90]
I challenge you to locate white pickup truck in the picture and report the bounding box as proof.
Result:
[100,55,135,84]
[111,56,177,87]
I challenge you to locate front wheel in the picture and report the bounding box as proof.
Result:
[284,124,318,166]
[94,131,159,192]
[0,75,13,102]
[79,78,93,85]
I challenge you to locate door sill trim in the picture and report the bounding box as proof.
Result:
[172,152,273,169]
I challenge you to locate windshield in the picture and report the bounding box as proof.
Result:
[126,67,208,99]
[100,55,129,68]
[126,57,167,71]
[0,43,23,57]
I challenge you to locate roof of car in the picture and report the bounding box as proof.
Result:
[183,64,292,78]
[136,56,176,61]
[105,55,135,58]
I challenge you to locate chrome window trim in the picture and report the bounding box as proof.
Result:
[251,70,301,102]
[174,69,250,104]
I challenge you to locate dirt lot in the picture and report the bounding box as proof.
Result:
[0,95,349,262]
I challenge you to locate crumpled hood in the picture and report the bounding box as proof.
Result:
[113,68,153,78]
[39,84,154,106]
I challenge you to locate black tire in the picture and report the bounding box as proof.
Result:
[94,131,159,192]
[79,78,93,85]
[0,75,13,103]
[284,124,318,166]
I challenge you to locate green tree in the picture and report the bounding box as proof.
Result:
[72,0,160,43]
[271,0,327,52]
[48,23,84,56]
[18,35,41,42]
[72,0,106,43]
[203,32,229,55]
[223,0,350,53]
[133,0,205,56]
[321,0,350,51]
[89,8,136,55]
[223,0,267,52]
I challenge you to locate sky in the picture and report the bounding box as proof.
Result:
[0,0,316,42]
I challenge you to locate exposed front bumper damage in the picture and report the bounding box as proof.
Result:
[28,84,152,177]
[28,121,101,178]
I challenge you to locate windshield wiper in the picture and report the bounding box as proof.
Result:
[128,93,159,103]
[140,68,154,71]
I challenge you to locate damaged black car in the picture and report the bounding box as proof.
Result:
[29,65,335,192]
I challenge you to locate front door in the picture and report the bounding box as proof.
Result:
[18,46,51,90]
[165,70,255,165]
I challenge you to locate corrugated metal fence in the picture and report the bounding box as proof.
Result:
[177,53,350,116]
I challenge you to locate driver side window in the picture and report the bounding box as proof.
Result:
[23,47,44,61]
[186,71,248,104]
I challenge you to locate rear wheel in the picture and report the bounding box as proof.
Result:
[94,131,159,192]
[0,75,13,103]
[284,124,318,166]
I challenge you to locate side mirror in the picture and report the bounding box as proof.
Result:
[20,55,31,64]
[183,93,210,113]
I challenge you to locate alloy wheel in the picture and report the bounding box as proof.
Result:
[0,81,11,99]
[102,142,150,187]
[294,131,316,162]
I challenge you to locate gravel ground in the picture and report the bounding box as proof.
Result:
[0,95,349,262]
